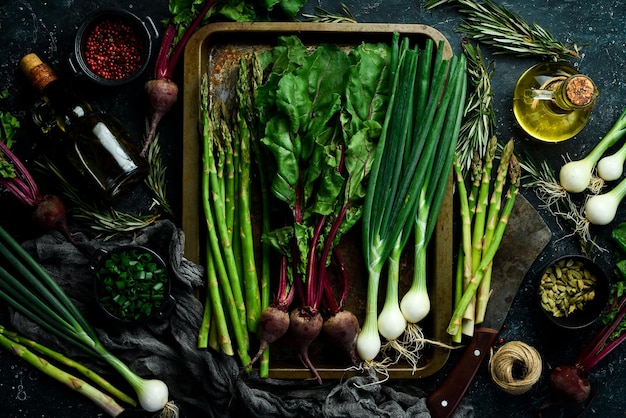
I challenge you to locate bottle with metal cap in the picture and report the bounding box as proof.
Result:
[19,53,148,201]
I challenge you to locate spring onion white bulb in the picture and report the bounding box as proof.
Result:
[377,242,407,340]
[400,286,431,323]
[560,108,626,193]
[356,317,381,361]
[135,379,170,412]
[559,158,597,193]
[105,353,169,412]
[597,141,626,181]
[585,176,626,225]
[377,303,406,340]
[400,213,431,323]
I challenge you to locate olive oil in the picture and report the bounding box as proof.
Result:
[513,62,599,143]
[19,53,148,200]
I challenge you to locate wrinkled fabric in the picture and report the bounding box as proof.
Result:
[9,220,473,418]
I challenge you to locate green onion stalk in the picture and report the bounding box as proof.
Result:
[0,226,169,413]
[0,325,133,416]
[356,34,467,362]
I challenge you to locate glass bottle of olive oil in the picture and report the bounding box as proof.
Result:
[513,62,599,143]
[19,53,148,201]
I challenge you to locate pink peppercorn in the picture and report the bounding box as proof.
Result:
[82,17,145,80]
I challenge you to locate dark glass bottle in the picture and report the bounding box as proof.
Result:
[19,53,148,200]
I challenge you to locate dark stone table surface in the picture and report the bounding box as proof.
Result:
[0,0,625,417]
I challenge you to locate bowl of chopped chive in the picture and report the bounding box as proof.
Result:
[536,255,610,330]
[91,245,176,323]
[70,8,158,86]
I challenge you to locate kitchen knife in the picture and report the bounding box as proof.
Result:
[426,194,551,418]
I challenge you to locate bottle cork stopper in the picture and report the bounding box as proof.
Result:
[565,75,596,107]
[19,52,57,93]
[19,53,44,74]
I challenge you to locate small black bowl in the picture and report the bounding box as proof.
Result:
[69,8,158,86]
[536,255,610,330]
[90,245,176,323]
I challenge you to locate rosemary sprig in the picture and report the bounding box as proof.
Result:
[424,0,580,61]
[456,41,496,174]
[302,3,357,23]
[144,132,174,217]
[36,158,159,235]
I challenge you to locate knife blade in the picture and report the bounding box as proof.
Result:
[426,194,551,418]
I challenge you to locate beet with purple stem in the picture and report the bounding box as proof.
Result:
[0,140,75,245]
[141,0,216,156]
[322,309,360,365]
[289,306,323,384]
[245,257,294,369]
[548,364,591,404]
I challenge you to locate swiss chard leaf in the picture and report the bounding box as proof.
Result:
[258,38,390,277]
[262,43,351,213]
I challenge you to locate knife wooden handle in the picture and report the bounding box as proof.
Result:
[426,327,499,418]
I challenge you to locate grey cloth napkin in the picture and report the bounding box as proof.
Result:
[9,220,473,418]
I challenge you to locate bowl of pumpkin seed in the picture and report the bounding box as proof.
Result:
[537,255,610,330]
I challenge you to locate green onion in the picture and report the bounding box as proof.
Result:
[0,325,133,416]
[0,226,169,412]
[356,35,467,362]
[95,248,168,321]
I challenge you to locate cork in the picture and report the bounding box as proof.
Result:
[19,53,58,93]
[565,75,596,107]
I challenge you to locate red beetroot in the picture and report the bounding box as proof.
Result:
[141,0,216,155]
[0,140,74,244]
[549,365,591,404]
[246,305,290,368]
[142,78,178,156]
[289,307,323,384]
[31,194,76,245]
[322,309,360,365]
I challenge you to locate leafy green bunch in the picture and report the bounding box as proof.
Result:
[168,0,307,37]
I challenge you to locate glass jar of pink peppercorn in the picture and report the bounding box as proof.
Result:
[70,9,158,86]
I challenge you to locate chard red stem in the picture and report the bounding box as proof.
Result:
[581,295,626,362]
[577,295,626,371]
[0,139,40,206]
[306,216,325,308]
[162,0,217,79]
[314,203,350,310]
[276,256,289,305]
[320,271,340,314]
[153,24,175,79]
[333,248,349,309]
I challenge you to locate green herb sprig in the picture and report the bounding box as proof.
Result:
[455,41,496,175]
[302,3,357,23]
[424,0,580,61]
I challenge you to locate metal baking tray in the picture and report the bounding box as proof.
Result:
[182,21,453,379]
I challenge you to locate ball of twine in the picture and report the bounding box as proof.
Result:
[488,341,542,395]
